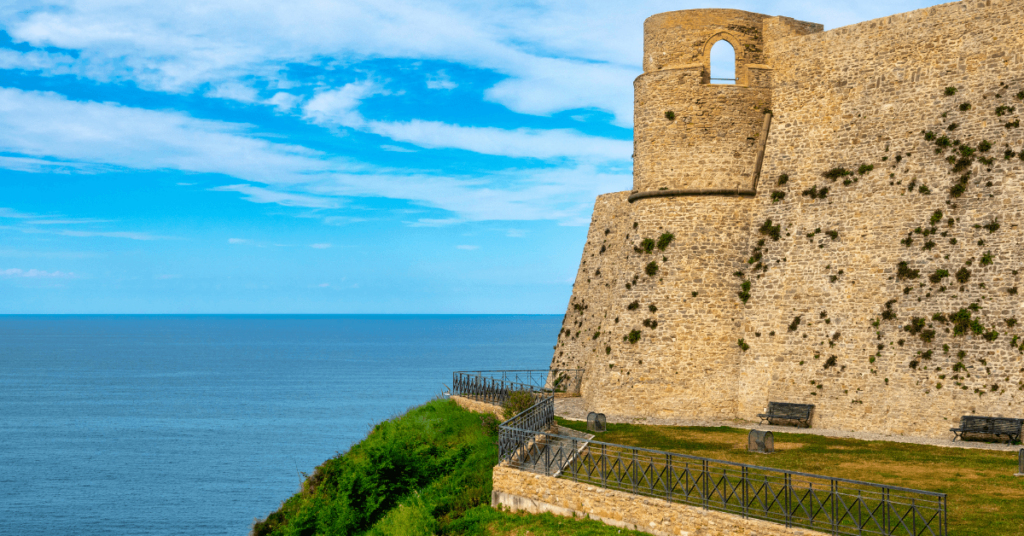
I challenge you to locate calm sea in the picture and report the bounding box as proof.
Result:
[0,315,560,536]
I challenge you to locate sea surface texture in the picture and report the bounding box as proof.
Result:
[0,315,559,536]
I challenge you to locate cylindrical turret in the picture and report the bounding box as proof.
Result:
[633,9,773,195]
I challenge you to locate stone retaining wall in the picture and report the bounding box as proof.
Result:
[492,465,825,536]
[450,395,504,418]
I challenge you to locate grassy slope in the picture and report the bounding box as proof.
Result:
[557,417,1024,536]
[252,399,646,536]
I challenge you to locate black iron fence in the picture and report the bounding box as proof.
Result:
[451,369,582,404]
[498,406,946,536]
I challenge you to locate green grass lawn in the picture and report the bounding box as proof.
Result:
[556,417,1024,536]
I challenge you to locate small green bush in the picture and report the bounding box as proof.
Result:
[777,173,789,185]
[627,301,639,310]
[627,329,641,344]
[665,110,676,120]
[944,86,957,96]
[897,262,920,280]
[503,390,536,419]
[758,219,781,240]
[656,233,674,250]
[929,269,949,284]
[645,261,659,276]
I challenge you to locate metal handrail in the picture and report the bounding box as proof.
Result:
[497,400,947,536]
[451,369,583,404]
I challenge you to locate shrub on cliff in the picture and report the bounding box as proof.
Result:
[251,399,498,536]
[502,390,536,420]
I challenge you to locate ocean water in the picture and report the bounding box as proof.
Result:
[0,315,560,536]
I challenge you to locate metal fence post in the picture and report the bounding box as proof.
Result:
[666,453,673,503]
[745,467,753,518]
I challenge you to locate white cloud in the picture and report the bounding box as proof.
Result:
[0,48,76,73]
[364,120,629,161]
[380,145,415,152]
[28,218,112,224]
[455,245,478,250]
[211,184,339,208]
[205,81,259,102]
[310,243,330,248]
[318,282,330,287]
[176,182,196,186]
[426,70,456,90]
[323,215,368,225]
[55,230,167,240]
[0,207,40,219]
[266,91,301,111]
[300,80,629,161]
[0,87,632,224]
[506,229,526,238]
[302,80,386,128]
[1,268,75,278]
[228,238,249,244]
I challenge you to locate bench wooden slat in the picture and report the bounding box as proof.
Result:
[950,415,1023,443]
[757,402,814,428]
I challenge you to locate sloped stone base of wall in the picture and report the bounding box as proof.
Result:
[450,395,504,418]
[492,465,824,536]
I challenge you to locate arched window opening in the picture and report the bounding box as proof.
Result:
[709,40,736,84]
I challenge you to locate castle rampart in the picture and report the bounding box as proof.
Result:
[553,0,1024,439]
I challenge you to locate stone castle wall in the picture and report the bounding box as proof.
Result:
[553,0,1024,439]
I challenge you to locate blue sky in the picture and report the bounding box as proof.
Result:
[0,0,946,313]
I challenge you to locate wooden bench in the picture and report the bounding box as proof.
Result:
[950,415,1023,443]
[757,402,814,428]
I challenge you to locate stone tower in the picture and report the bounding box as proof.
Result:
[552,9,822,423]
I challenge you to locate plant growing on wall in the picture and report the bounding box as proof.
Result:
[788,316,802,332]
[738,280,751,303]
[656,233,674,250]
[777,173,789,185]
[626,330,641,344]
[665,111,675,120]
[644,261,659,276]
[944,87,958,96]
[758,219,781,241]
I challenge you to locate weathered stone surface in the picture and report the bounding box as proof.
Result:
[554,0,1024,439]
[492,465,825,536]
[450,395,504,418]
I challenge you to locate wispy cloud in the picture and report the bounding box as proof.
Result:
[211,184,340,208]
[28,218,113,225]
[380,145,415,153]
[506,229,526,238]
[55,230,169,240]
[0,88,631,224]
[1,268,75,278]
[228,238,250,244]
[1,224,172,240]
[0,207,40,219]
[455,244,478,250]
[426,70,457,90]
[310,243,331,249]
[301,80,630,162]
